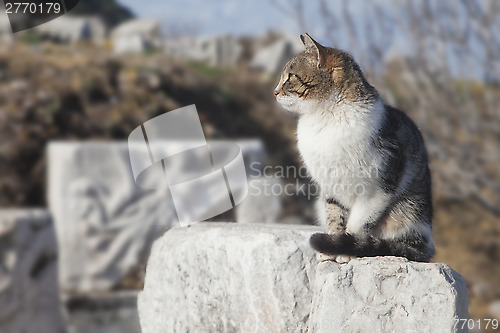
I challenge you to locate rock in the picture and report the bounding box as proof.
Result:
[48,142,175,293]
[138,223,468,333]
[0,209,66,333]
[310,257,468,333]
[48,140,268,292]
[138,223,321,333]
[63,291,141,333]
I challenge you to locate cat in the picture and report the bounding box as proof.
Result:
[274,33,434,262]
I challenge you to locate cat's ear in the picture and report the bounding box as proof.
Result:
[300,33,325,69]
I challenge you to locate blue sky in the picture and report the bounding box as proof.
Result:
[115,0,376,58]
[116,0,493,80]
[117,0,301,36]
[115,0,400,68]
[116,0,373,40]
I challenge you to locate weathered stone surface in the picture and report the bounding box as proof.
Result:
[138,223,321,333]
[48,140,266,292]
[48,142,175,293]
[64,291,140,333]
[138,223,468,333]
[310,257,468,333]
[0,209,66,333]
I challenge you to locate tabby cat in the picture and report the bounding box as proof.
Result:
[274,34,434,262]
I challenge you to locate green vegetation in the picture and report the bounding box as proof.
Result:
[186,61,234,81]
[22,30,42,44]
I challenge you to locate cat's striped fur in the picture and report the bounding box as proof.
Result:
[274,34,434,262]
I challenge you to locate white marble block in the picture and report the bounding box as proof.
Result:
[138,223,468,333]
[138,223,321,333]
[0,209,66,333]
[47,140,267,292]
[309,257,468,333]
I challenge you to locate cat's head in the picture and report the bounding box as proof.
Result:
[274,33,378,113]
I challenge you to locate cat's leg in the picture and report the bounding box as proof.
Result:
[315,195,348,232]
[316,196,353,263]
[314,196,328,227]
[346,190,392,235]
[325,198,348,234]
[376,197,435,261]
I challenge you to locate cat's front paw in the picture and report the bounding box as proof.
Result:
[334,255,356,264]
[316,252,335,262]
[316,253,356,263]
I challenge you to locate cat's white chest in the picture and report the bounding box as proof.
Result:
[297,104,383,208]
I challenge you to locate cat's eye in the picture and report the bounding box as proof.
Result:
[281,73,292,86]
[285,73,296,83]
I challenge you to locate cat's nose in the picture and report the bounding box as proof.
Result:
[274,89,279,97]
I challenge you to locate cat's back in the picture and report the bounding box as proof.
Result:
[379,105,429,160]
[374,104,431,197]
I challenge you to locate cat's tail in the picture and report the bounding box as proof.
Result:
[310,233,432,262]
